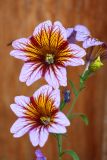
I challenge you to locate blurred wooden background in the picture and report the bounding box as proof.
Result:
[0,0,107,160]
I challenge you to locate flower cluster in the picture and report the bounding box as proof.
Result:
[10,20,107,159]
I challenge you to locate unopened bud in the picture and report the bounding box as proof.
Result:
[89,56,103,72]
[64,90,71,103]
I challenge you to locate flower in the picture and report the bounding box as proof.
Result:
[74,24,103,48]
[10,85,70,147]
[35,149,46,160]
[10,20,86,88]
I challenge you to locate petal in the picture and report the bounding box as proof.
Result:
[29,128,39,146]
[65,58,85,66]
[15,96,30,107]
[83,37,103,48]
[64,44,86,66]
[10,38,31,61]
[13,125,31,138]
[70,44,86,57]
[54,112,70,126]
[54,21,67,40]
[29,127,49,147]
[10,118,30,137]
[33,20,67,50]
[66,28,74,38]
[19,62,43,86]
[39,127,49,147]
[33,85,60,108]
[10,104,24,117]
[33,20,52,36]
[10,50,29,61]
[49,88,60,108]
[12,38,30,50]
[66,28,76,44]
[74,25,90,41]
[33,85,53,99]
[48,124,66,134]
[45,66,67,88]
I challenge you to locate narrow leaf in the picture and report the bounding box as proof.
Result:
[69,80,78,96]
[80,114,89,125]
[60,100,66,110]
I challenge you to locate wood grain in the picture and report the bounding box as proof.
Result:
[0,0,107,160]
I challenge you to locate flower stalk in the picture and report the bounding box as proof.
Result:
[57,134,62,160]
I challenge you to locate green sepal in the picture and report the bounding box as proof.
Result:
[61,150,80,160]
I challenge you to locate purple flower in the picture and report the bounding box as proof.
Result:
[10,20,86,88]
[10,85,70,147]
[35,149,46,160]
[74,25,103,48]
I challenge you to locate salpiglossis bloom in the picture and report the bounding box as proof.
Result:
[10,20,86,88]
[10,85,70,147]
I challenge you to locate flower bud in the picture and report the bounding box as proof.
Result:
[89,56,103,72]
[64,90,71,103]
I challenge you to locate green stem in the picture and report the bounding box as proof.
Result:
[67,90,80,116]
[57,134,62,160]
[67,76,85,116]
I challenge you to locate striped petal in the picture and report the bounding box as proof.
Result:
[29,128,39,147]
[48,123,67,134]
[14,96,30,107]
[10,118,31,137]
[10,104,24,117]
[54,112,70,126]
[19,62,43,86]
[10,38,31,61]
[64,44,86,66]
[39,127,49,147]
[45,66,67,88]
[83,37,103,48]
[29,127,49,147]
[33,85,60,108]
[33,20,52,36]
[33,20,67,50]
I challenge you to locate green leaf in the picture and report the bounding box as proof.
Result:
[80,114,89,125]
[69,80,78,97]
[68,113,89,125]
[62,150,80,160]
[60,100,66,110]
